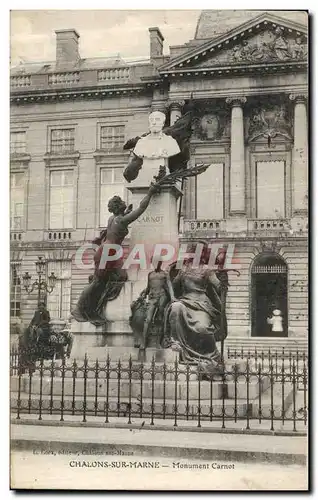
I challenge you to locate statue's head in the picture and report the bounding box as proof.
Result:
[149,111,166,133]
[108,195,127,215]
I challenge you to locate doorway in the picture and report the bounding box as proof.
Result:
[251,253,288,337]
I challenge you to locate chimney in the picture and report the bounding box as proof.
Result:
[149,27,164,60]
[55,29,80,67]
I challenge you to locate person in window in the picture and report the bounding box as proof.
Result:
[267,308,284,333]
[71,180,160,327]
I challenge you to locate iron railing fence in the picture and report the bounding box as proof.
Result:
[226,347,308,373]
[10,346,308,376]
[10,348,308,432]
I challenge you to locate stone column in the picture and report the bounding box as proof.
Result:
[169,100,185,125]
[226,97,247,215]
[289,94,308,213]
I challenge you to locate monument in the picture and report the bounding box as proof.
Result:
[71,107,230,374]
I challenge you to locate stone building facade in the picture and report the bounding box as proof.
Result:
[10,11,308,349]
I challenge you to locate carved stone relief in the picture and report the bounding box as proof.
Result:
[246,104,293,143]
[191,103,230,141]
[196,29,307,67]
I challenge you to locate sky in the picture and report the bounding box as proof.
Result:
[10,10,201,66]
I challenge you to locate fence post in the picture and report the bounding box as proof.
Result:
[234,363,238,424]
[49,358,54,416]
[139,358,144,420]
[186,364,190,421]
[117,359,121,418]
[270,362,274,432]
[94,359,99,417]
[197,364,201,429]
[128,355,132,425]
[246,359,250,430]
[162,361,166,420]
[209,367,213,422]
[16,362,22,420]
[281,358,285,425]
[27,364,34,415]
[150,356,155,426]
[82,354,88,423]
[38,358,44,421]
[71,359,77,416]
[174,358,178,427]
[303,362,307,427]
[292,362,297,432]
[105,354,110,424]
[258,363,262,424]
[60,356,66,422]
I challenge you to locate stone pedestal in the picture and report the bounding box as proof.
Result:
[70,321,106,359]
[128,184,182,248]
[127,183,182,298]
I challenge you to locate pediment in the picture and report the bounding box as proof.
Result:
[159,12,307,73]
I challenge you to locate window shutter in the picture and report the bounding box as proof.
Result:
[62,185,74,228]
[196,163,224,219]
[50,187,63,229]
[10,173,25,229]
[47,261,71,319]
[257,161,285,219]
[100,184,115,227]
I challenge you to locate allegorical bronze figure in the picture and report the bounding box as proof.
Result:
[129,260,174,351]
[164,245,227,377]
[71,180,161,326]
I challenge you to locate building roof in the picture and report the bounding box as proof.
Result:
[195,10,307,39]
[10,55,151,75]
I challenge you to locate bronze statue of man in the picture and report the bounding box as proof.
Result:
[130,260,174,351]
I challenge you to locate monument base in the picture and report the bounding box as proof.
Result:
[128,183,182,251]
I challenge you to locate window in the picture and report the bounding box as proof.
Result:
[10,131,26,155]
[10,263,21,317]
[46,261,71,320]
[100,167,124,227]
[251,254,288,337]
[196,163,224,219]
[49,170,74,229]
[50,128,75,154]
[10,173,25,230]
[256,161,285,218]
[100,126,125,151]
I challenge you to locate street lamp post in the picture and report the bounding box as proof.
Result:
[22,256,57,305]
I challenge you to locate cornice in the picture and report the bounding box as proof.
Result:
[93,150,130,163]
[10,153,31,163]
[44,151,80,166]
[10,108,151,123]
[168,84,308,101]
[161,61,307,79]
[10,82,156,104]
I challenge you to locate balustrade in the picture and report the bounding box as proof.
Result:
[98,67,130,81]
[10,76,31,88]
[48,72,80,85]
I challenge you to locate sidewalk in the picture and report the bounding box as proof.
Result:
[11,419,307,466]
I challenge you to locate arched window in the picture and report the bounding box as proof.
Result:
[251,253,288,337]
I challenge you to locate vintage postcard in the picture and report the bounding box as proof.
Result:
[10,9,308,491]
